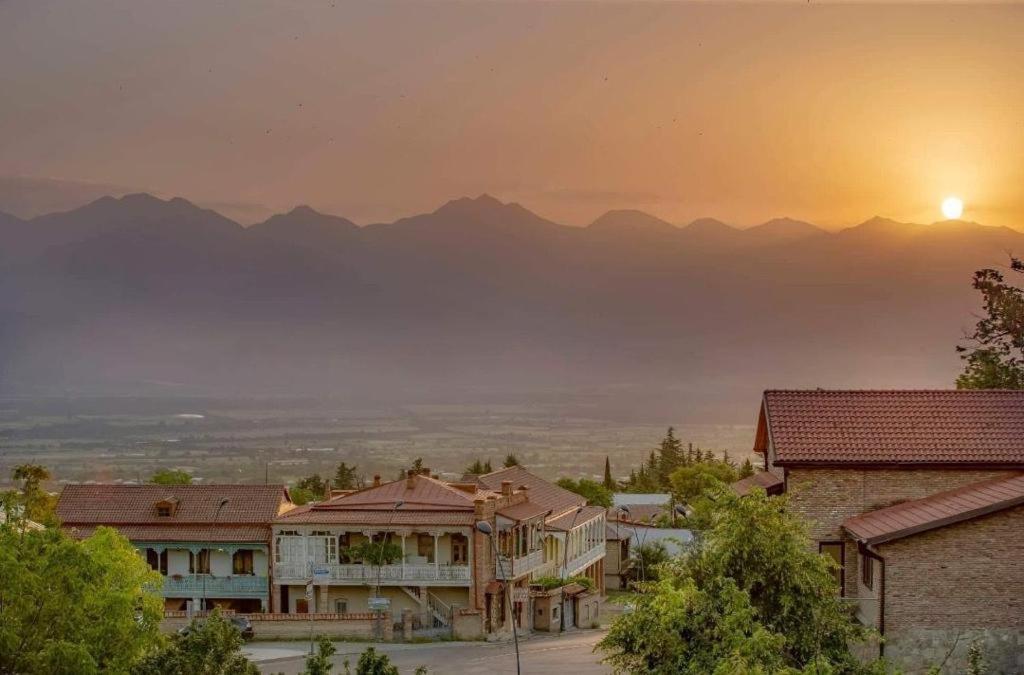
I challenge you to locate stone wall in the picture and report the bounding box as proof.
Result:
[452,608,484,640]
[161,611,393,641]
[884,628,1024,675]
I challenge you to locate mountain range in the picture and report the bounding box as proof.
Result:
[1,193,1020,421]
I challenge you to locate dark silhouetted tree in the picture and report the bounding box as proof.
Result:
[957,257,1024,389]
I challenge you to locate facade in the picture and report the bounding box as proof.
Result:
[56,484,293,612]
[271,466,606,637]
[604,519,692,590]
[752,389,1024,673]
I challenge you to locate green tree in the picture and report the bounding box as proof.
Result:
[601,488,868,672]
[603,456,616,490]
[348,540,404,567]
[669,462,738,505]
[132,609,258,675]
[625,540,671,585]
[657,428,684,485]
[295,474,328,502]
[957,257,1024,389]
[333,462,360,490]
[737,458,756,480]
[503,453,521,468]
[410,458,424,473]
[556,478,613,508]
[464,459,493,475]
[0,524,163,674]
[9,464,57,523]
[301,635,337,675]
[290,487,315,506]
[149,468,193,485]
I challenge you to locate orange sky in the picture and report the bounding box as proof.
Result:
[1,1,1022,228]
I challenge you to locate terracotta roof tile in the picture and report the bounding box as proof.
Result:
[731,471,785,496]
[476,466,585,518]
[321,474,479,510]
[497,501,550,521]
[66,524,269,542]
[843,473,1024,544]
[546,505,605,531]
[276,508,475,527]
[761,390,1024,465]
[56,484,292,525]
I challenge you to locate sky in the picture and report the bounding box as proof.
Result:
[1,1,1023,228]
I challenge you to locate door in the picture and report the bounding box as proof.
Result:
[281,585,290,613]
[563,597,574,630]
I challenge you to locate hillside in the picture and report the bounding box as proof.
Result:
[1,193,1020,421]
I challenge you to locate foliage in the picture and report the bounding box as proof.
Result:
[532,574,595,591]
[738,458,756,479]
[132,609,258,675]
[600,488,869,673]
[354,647,399,675]
[555,477,613,508]
[300,635,337,675]
[464,459,493,474]
[624,541,671,584]
[149,468,193,485]
[603,456,616,490]
[621,429,735,496]
[296,474,329,501]
[957,257,1024,389]
[503,453,521,468]
[334,462,360,490]
[0,523,163,674]
[290,487,315,506]
[348,540,404,567]
[966,640,987,675]
[8,463,57,524]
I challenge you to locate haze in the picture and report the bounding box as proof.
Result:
[2,1,1024,228]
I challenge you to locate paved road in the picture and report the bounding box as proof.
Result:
[249,630,611,674]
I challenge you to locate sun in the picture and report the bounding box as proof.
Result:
[941,196,964,220]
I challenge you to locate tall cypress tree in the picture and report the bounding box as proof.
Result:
[603,456,616,490]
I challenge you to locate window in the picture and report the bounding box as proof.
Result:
[195,549,211,574]
[233,550,255,575]
[335,599,348,614]
[156,505,172,517]
[275,531,300,563]
[818,542,845,595]
[861,553,874,590]
[310,531,336,564]
[146,549,168,575]
[451,534,468,565]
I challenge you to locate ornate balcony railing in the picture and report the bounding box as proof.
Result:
[161,574,269,598]
[560,542,605,578]
[495,549,545,580]
[274,561,472,586]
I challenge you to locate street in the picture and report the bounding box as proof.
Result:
[248,630,611,674]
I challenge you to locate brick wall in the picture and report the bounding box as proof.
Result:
[161,612,393,640]
[783,467,1016,599]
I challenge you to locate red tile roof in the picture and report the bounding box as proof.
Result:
[276,507,475,527]
[476,466,585,518]
[608,504,666,524]
[65,524,270,542]
[57,484,291,525]
[731,471,785,496]
[759,390,1024,465]
[545,505,605,531]
[497,501,550,522]
[843,473,1024,545]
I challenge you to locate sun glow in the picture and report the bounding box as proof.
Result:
[941,196,964,220]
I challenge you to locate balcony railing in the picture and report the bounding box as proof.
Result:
[495,549,545,580]
[275,562,472,586]
[161,574,269,598]
[560,542,605,578]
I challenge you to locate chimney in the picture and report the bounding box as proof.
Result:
[501,480,512,496]
[407,469,416,489]
[373,474,381,487]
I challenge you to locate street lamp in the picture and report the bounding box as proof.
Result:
[559,506,584,632]
[476,520,520,675]
[374,500,404,597]
[202,497,230,613]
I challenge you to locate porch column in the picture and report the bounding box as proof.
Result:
[397,530,409,581]
[433,532,440,576]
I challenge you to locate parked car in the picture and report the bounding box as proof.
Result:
[179,615,254,640]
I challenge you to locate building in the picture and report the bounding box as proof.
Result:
[271,466,606,637]
[56,484,293,612]
[610,493,671,525]
[752,389,1024,672]
[604,519,692,590]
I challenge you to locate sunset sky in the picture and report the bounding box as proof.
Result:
[2,1,1023,228]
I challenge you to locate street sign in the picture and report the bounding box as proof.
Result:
[367,597,390,612]
[312,565,331,584]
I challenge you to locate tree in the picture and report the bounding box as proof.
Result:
[556,478,613,508]
[294,474,328,502]
[9,464,57,523]
[625,540,671,585]
[348,540,404,567]
[149,468,193,485]
[657,428,684,485]
[354,647,399,675]
[290,487,315,506]
[737,458,756,480]
[503,453,521,468]
[669,462,738,505]
[957,257,1024,389]
[301,635,337,675]
[0,524,163,674]
[464,459,492,475]
[603,456,616,491]
[410,458,424,473]
[333,462,360,490]
[132,609,259,675]
[600,488,869,673]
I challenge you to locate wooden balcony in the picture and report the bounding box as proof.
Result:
[275,561,472,586]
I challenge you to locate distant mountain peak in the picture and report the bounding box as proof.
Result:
[684,217,735,232]
[589,209,678,234]
[745,217,825,242]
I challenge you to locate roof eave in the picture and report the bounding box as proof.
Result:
[844,493,1024,546]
